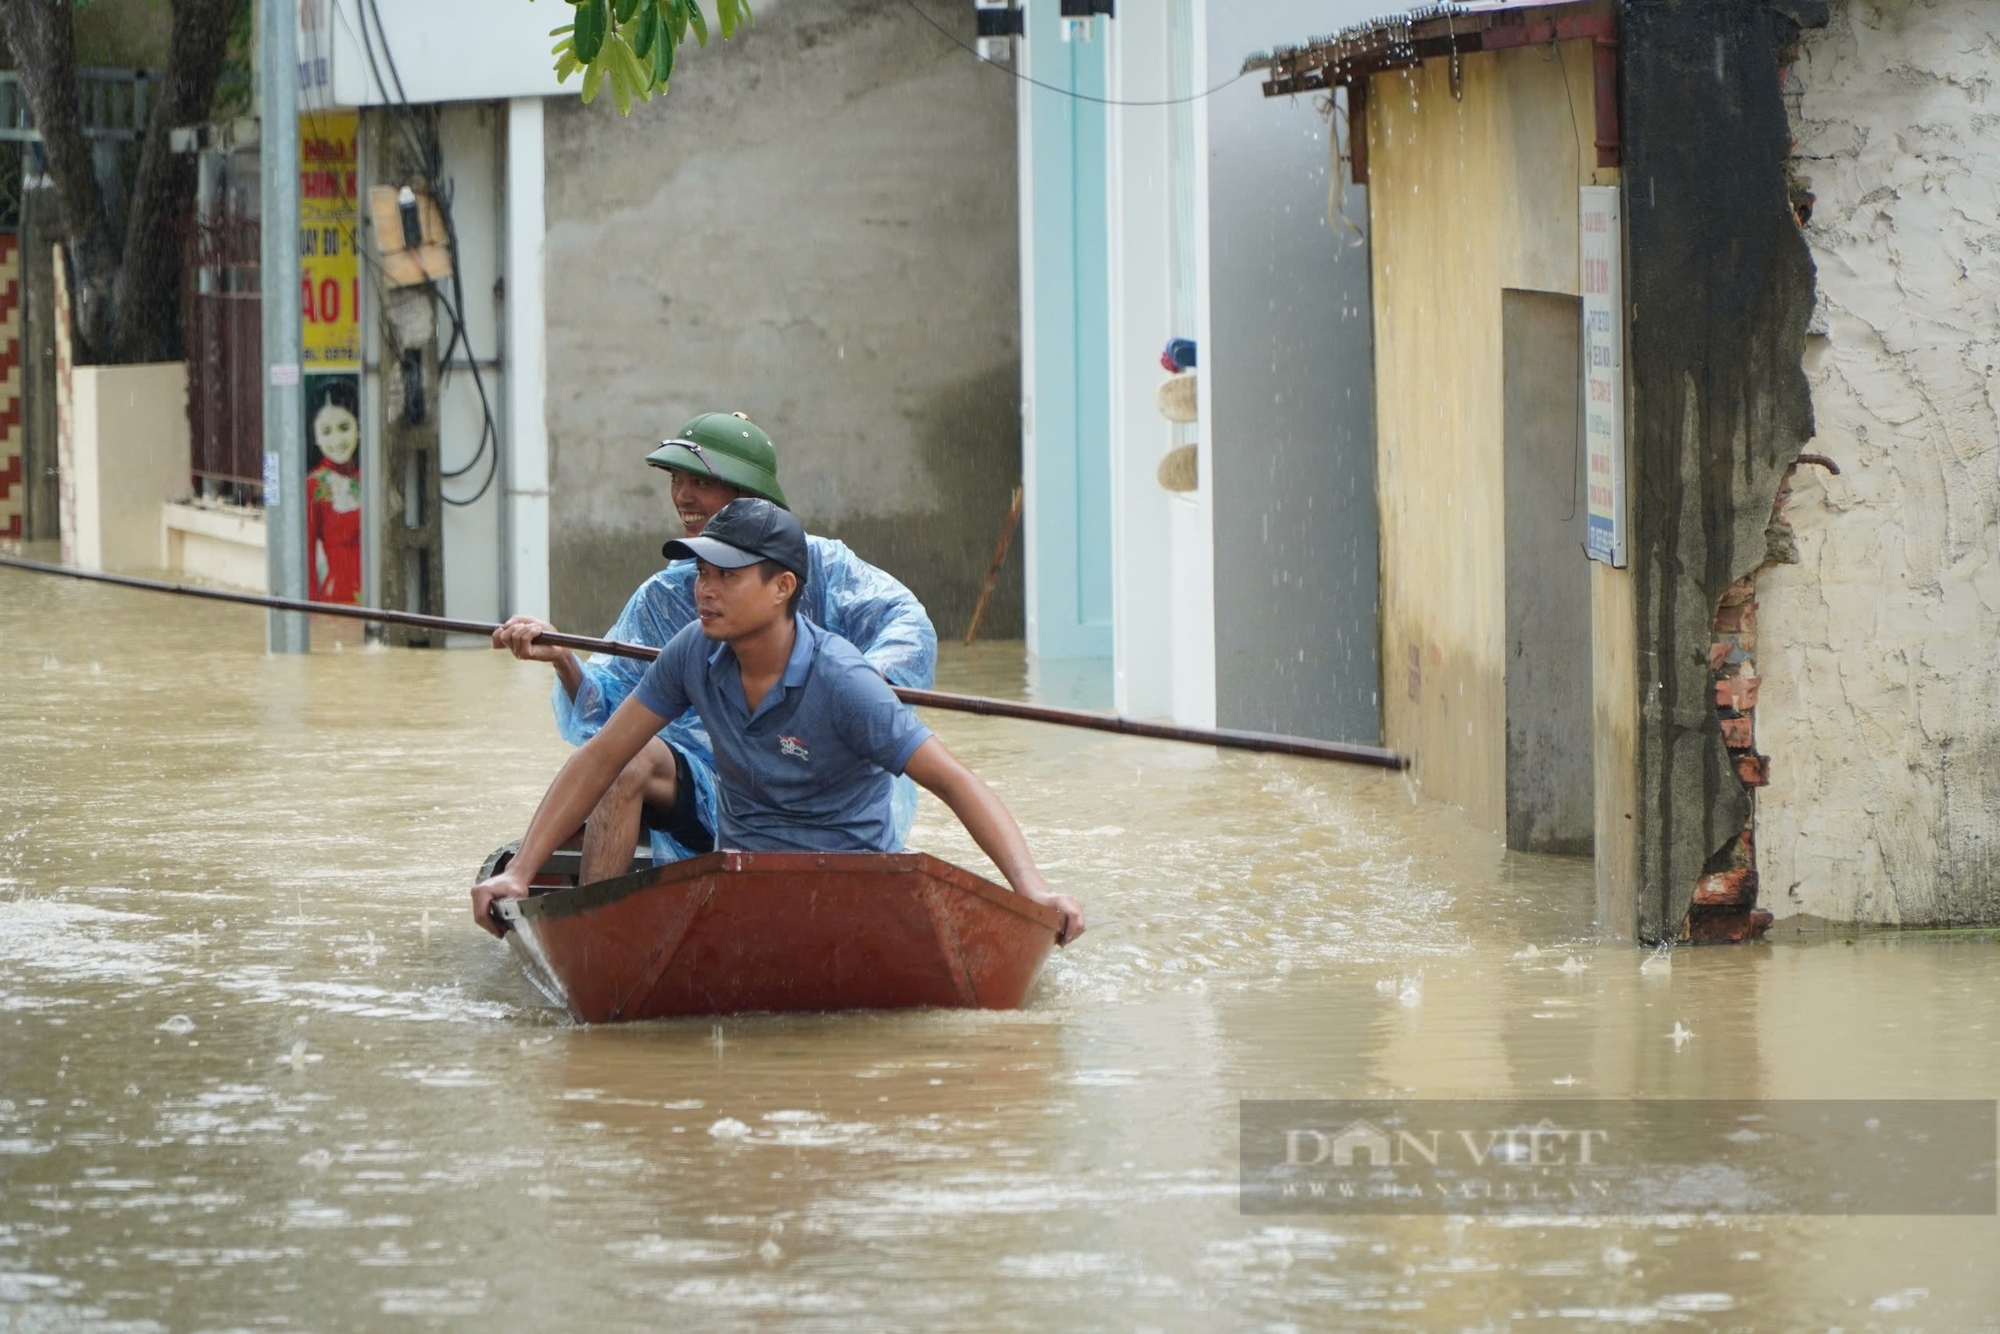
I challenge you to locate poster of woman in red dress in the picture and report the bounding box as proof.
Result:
[305,374,363,605]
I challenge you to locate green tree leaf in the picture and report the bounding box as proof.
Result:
[632,1,659,59]
[572,0,609,64]
[611,33,653,102]
[652,13,677,85]
[542,0,748,113]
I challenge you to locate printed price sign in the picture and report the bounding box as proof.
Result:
[1580,186,1626,567]
[299,111,359,371]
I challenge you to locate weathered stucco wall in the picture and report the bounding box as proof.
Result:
[1366,41,1598,833]
[1760,0,2000,926]
[542,0,1020,638]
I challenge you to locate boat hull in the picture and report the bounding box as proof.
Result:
[493,850,1061,1022]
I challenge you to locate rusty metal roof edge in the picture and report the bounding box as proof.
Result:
[1255,0,1615,98]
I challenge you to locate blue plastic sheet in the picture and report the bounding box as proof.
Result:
[552,536,938,864]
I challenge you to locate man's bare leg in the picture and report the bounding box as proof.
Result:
[578,736,682,884]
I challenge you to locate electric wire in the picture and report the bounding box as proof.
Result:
[310,0,499,504]
[346,0,503,506]
[900,0,1251,107]
[358,0,501,504]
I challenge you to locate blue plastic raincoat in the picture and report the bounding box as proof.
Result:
[552,537,938,864]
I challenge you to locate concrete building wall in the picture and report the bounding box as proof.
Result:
[63,362,190,571]
[1365,43,1600,833]
[435,103,508,626]
[1760,0,2000,926]
[541,0,1020,640]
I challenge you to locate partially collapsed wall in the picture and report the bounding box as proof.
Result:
[1621,0,1821,942]
[1757,0,2000,926]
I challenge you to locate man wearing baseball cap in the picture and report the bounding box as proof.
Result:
[473,499,1086,946]
[490,412,936,884]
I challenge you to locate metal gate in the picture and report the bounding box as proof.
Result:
[181,208,262,498]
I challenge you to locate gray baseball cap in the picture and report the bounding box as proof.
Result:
[662,497,809,581]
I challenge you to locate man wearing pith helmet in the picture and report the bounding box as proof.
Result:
[492,411,936,881]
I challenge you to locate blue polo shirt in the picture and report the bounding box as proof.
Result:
[630,616,934,853]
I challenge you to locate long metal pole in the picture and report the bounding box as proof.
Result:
[259,0,308,652]
[0,556,1409,771]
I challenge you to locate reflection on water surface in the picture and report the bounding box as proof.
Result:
[1,569,1995,1330]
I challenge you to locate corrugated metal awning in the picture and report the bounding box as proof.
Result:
[1247,0,1618,179]
[1251,1,1612,98]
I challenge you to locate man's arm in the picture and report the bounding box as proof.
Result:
[493,571,689,730]
[469,694,671,936]
[491,616,586,698]
[902,737,1087,946]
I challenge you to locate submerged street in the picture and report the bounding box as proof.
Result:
[2,571,1995,1331]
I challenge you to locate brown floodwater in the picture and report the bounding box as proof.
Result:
[1,566,1996,1331]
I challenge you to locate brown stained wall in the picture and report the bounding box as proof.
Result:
[1365,40,1603,833]
[1619,1,1822,942]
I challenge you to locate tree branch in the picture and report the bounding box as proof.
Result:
[0,0,117,358]
[109,0,238,363]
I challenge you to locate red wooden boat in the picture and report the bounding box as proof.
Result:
[482,846,1063,1023]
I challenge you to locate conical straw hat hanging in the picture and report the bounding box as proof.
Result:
[1156,444,1197,493]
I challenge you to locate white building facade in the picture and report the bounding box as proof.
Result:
[1014,0,1382,741]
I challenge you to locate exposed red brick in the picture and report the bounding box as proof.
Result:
[1718,574,1758,607]
[1713,601,1757,634]
[1709,641,1733,671]
[1735,754,1770,786]
[1689,908,1774,943]
[1714,675,1760,711]
[1719,715,1755,749]
[1695,867,1756,905]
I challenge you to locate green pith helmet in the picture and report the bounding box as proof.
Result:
[645,412,789,508]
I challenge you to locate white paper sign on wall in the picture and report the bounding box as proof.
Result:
[1580,186,1626,567]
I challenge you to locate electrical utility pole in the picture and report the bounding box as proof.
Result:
[259,0,308,652]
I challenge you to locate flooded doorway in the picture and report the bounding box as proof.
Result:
[1502,289,1592,853]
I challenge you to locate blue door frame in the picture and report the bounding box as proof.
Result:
[1026,4,1112,662]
